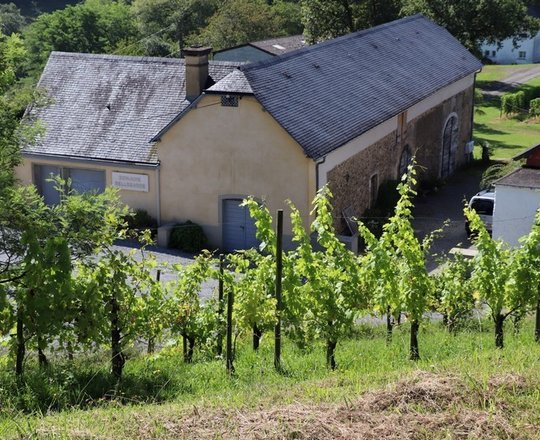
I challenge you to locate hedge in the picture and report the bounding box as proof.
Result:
[530,98,540,117]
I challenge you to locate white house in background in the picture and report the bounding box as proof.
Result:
[493,143,540,246]
[481,6,540,64]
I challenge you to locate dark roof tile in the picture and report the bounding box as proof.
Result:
[24,52,240,164]
[241,15,482,159]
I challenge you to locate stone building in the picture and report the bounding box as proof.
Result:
[17,14,481,250]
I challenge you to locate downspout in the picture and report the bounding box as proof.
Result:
[156,163,161,226]
[315,156,326,192]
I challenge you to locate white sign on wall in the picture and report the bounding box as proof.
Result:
[112,172,149,192]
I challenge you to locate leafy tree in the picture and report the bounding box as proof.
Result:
[359,165,434,360]
[512,209,540,342]
[301,0,400,43]
[0,3,26,35]
[432,253,474,333]
[169,251,216,362]
[289,187,366,369]
[23,0,141,74]
[401,0,539,54]
[194,0,284,50]
[132,0,218,55]
[465,206,531,348]
[74,230,163,379]
[0,183,129,376]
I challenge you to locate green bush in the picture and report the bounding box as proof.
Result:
[126,209,157,230]
[530,98,540,117]
[501,90,525,115]
[169,220,207,252]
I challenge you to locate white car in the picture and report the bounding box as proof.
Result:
[466,190,495,236]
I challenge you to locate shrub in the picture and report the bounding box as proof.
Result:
[169,220,207,252]
[126,209,157,230]
[501,91,525,115]
[530,98,540,117]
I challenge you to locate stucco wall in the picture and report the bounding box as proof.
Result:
[493,184,540,246]
[157,95,314,248]
[326,81,475,233]
[15,157,159,219]
[481,36,538,64]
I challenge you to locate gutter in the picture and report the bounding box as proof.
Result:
[315,156,326,191]
[22,151,159,170]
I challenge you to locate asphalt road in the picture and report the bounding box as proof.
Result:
[483,64,540,97]
[412,163,487,271]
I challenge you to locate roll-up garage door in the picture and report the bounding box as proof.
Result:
[222,199,259,252]
[68,168,105,195]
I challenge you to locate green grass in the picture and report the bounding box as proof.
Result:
[475,70,540,160]
[476,64,535,89]
[1,319,540,438]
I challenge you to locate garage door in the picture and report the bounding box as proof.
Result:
[222,199,259,252]
[68,168,105,195]
[36,165,61,205]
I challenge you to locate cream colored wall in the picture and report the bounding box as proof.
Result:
[15,157,159,219]
[157,95,313,248]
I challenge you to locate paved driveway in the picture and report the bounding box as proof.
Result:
[483,65,540,97]
[412,163,488,270]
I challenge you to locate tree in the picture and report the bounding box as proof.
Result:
[301,0,401,43]
[23,0,141,74]
[359,164,434,360]
[0,3,26,35]
[132,0,218,55]
[465,206,531,348]
[401,0,539,54]
[289,187,366,369]
[512,209,540,342]
[194,0,283,50]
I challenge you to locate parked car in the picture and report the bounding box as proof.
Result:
[466,190,495,236]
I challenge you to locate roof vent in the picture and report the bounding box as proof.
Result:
[312,63,320,69]
[283,71,292,79]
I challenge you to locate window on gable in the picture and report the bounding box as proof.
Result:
[492,50,496,57]
[519,51,527,59]
[221,95,239,107]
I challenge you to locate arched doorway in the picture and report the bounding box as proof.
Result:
[441,113,459,179]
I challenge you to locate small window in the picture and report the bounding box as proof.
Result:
[492,50,496,57]
[484,50,490,57]
[221,95,239,107]
[519,51,526,59]
[370,173,379,207]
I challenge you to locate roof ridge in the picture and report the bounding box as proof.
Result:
[49,51,244,67]
[241,14,425,72]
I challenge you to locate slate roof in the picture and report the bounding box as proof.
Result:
[206,70,253,94]
[495,167,540,189]
[241,14,482,159]
[24,52,240,164]
[250,35,306,56]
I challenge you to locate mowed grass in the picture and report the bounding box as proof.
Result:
[475,64,535,89]
[1,318,540,438]
[475,66,540,160]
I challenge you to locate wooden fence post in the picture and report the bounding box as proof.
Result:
[217,254,224,357]
[226,280,235,375]
[274,209,283,371]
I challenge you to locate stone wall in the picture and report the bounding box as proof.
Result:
[327,85,474,234]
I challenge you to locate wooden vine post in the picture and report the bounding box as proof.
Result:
[217,254,224,357]
[274,209,283,371]
[226,265,235,375]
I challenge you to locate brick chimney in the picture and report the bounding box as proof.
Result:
[184,46,212,101]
